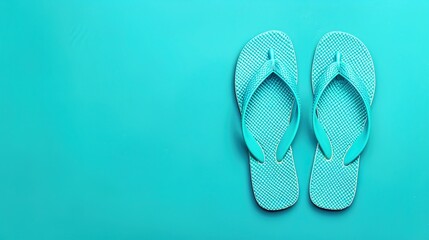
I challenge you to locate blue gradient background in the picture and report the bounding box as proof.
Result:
[0,0,428,239]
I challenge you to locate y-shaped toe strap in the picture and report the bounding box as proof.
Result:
[241,49,301,163]
[313,52,371,165]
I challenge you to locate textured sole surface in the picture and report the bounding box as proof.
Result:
[309,31,376,210]
[235,31,299,211]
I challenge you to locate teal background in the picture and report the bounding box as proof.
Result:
[0,0,428,239]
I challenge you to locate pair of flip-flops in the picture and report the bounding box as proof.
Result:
[235,31,376,211]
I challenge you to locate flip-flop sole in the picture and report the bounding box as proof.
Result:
[310,31,376,210]
[235,31,299,211]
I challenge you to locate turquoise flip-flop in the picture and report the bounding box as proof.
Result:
[309,31,376,210]
[235,31,301,211]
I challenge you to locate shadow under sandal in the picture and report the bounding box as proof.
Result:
[309,31,376,210]
[235,30,301,211]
